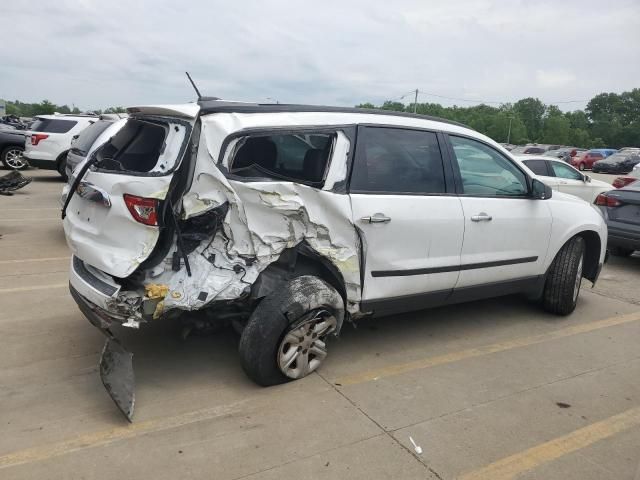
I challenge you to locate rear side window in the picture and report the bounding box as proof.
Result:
[450,135,528,196]
[589,152,603,159]
[350,127,446,194]
[31,118,78,134]
[229,133,334,184]
[522,159,549,176]
[71,120,112,155]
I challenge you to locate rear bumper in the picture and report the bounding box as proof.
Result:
[607,224,640,251]
[24,156,57,170]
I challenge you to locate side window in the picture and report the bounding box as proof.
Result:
[450,135,528,196]
[550,161,583,180]
[522,159,549,176]
[350,127,447,194]
[229,132,334,184]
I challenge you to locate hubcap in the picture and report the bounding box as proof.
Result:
[5,148,26,169]
[277,310,337,379]
[573,256,583,302]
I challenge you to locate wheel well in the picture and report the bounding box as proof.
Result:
[250,243,347,303]
[576,230,601,282]
[56,150,69,166]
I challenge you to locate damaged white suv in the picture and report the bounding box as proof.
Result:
[63,101,607,420]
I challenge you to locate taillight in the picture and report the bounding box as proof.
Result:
[612,177,636,189]
[31,133,49,145]
[595,193,622,207]
[123,194,159,226]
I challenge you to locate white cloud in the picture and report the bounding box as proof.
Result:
[0,0,638,111]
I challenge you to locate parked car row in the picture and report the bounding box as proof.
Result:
[1,113,127,180]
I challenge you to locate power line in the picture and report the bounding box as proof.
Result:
[393,89,588,106]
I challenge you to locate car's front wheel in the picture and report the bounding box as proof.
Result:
[578,163,585,171]
[239,275,344,386]
[541,236,585,315]
[1,146,27,170]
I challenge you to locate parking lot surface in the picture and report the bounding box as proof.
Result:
[1,170,639,479]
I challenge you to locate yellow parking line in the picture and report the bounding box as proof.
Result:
[0,257,69,265]
[0,284,68,294]
[0,401,245,470]
[0,218,60,221]
[458,405,640,480]
[336,312,640,386]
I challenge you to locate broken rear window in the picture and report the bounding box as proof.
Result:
[229,133,334,184]
[92,118,184,174]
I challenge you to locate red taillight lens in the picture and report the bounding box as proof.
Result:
[31,133,49,145]
[595,193,622,207]
[123,194,159,226]
[612,177,636,189]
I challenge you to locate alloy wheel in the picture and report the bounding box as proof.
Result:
[5,148,26,169]
[277,309,337,379]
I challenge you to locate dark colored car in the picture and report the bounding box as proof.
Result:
[592,149,640,174]
[0,130,27,170]
[596,183,640,256]
[510,145,548,155]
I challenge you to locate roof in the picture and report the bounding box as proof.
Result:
[197,100,469,129]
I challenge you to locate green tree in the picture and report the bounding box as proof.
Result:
[513,97,546,141]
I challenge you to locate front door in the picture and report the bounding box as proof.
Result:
[349,126,464,314]
[447,135,553,290]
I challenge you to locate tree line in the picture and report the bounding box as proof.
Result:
[4,100,126,117]
[357,88,640,149]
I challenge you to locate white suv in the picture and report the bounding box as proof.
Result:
[62,101,607,420]
[24,114,97,178]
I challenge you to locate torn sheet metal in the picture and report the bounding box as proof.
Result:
[100,338,135,422]
[154,116,361,316]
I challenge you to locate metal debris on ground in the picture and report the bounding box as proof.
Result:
[0,171,32,195]
[409,436,423,455]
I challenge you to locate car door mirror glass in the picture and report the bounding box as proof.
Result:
[531,178,552,199]
[584,175,591,183]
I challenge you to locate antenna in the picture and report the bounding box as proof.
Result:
[185,71,202,100]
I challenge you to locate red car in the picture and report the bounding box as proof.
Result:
[571,150,603,171]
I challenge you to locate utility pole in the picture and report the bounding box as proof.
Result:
[507,116,513,144]
[413,89,419,113]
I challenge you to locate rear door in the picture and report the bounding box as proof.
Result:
[63,108,197,278]
[447,135,552,291]
[349,126,464,313]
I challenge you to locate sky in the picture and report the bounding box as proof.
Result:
[1,0,639,111]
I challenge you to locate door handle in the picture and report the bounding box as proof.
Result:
[471,212,492,222]
[361,213,391,224]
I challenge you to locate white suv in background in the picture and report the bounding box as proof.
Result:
[24,114,97,178]
[62,101,607,421]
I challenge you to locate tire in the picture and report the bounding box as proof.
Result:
[239,275,344,386]
[1,146,27,170]
[578,163,585,171]
[56,152,69,181]
[609,246,634,257]
[541,236,585,315]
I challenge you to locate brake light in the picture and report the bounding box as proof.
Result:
[595,193,622,207]
[31,133,49,145]
[123,194,159,226]
[612,177,636,189]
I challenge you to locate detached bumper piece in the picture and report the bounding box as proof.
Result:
[0,171,32,195]
[70,285,136,422]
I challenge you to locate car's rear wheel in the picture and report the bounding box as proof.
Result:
[239,275,344,386]
[541,236,585,315]
[57,152,69,181]
[609,246,634,257]
[578,163,585,171]
[1,146,27,170]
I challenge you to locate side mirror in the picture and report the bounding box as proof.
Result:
[584,175,591,183]
[531,178,552,200]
